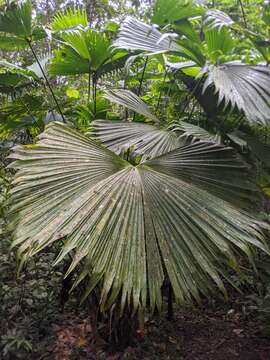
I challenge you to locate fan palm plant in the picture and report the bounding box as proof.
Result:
[8,92,270,316]
[114,0,270,125]
[49,7,128,113]
[2,0,270,340]
[0,0,66,121]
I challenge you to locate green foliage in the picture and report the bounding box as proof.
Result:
[0,0,32,37]
[1,0,270,329]
[0,0,46,50]
[152,0,204,26]
[51,7,88,32]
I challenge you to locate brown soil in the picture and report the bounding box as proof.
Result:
[42,301,270,360]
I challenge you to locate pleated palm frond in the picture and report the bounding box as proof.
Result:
[114,17,182,54]
[0,61,38,81]
[59,29,111,69]
[204,28,235,62]
[51,7,88,32]
[172,121,221,143]
[0,34,29,50]
[49,46,89,76]
[0,54,51,81]
[204,10,234,30]
[49,29,127,76]
[92,120,183,159]
[0,0,46,49]
[103,89,159,123]
[152,0,204,26]
[0,0,32,36]
[9,122,269,313]
[202,63,270,125]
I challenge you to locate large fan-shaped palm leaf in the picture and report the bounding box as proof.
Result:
[114,17,183,54]
[9,122,268,313]
[50,27,127,77]
[115,17,270,125]
[92,119,183,159]
[202,63,270,125]
[172,121,221,143]
[0,0,46,50]
[0,0,31,36]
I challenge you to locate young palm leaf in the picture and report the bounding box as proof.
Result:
[9,122,268,313]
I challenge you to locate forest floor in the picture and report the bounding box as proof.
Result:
[1,240,270,360]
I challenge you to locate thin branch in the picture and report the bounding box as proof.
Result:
[26,39,66,123]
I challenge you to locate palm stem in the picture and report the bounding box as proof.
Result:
[137,57,148,96]
[92,73,97,117]
[238,0,247,28]
[87,61,91,103]
[155,68,168,114]
[26,39,66,123]
[133,57,148,121]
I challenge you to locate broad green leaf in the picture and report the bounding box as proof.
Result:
[49,46,89,75]
[152,0,204,26]
[50,29,113,74]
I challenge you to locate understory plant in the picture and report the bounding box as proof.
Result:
[1,0,270,343]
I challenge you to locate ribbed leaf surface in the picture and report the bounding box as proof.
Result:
[114,17,182,54]
[204,10,234,30]
[0,0,32,36]
[172,121,221,143]
[9,122,268,313]
[51,8,88,32]
[92,120,182,159]
[145,141,259,206]
[103,89,159,123]
[203,63,270,125]
[152,0,204,26]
